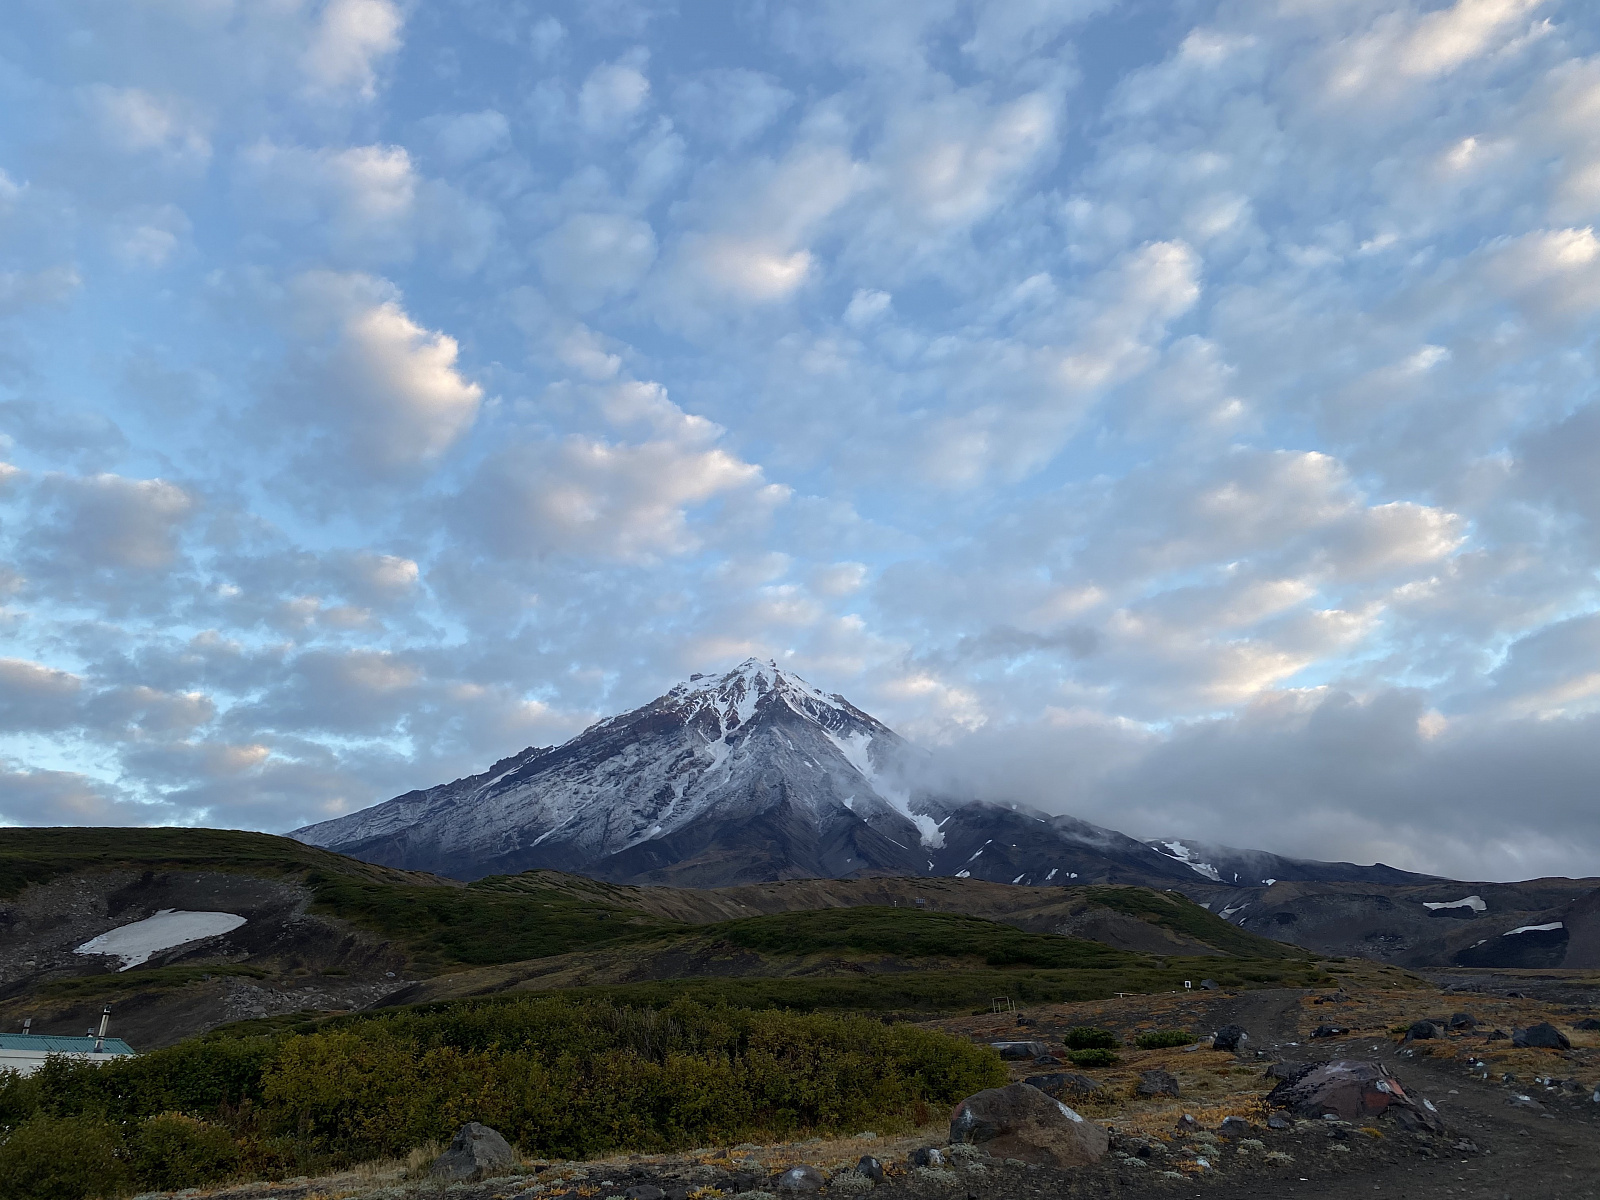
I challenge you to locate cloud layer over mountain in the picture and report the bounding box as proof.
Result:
[3,0,1599,881]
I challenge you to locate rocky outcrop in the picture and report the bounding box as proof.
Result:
[948,1082,1109,1168]
[1266,1061,1444,1134]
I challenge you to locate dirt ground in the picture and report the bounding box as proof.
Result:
[135,963,1600,1200]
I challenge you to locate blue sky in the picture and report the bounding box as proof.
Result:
[3,0,1600,881]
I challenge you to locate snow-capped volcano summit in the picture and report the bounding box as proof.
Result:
[292,659,945,884]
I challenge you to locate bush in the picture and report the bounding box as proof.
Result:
[259,998,1006,1161]
[0,1114,129,1200]
[1066,1048,1120,1068]
[1135,1029,1195,1049]
[127,1113,242,1191]
[1063,1027,1119,1050]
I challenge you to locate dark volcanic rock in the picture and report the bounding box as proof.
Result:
[855,1156,884,1184]
[1266,1060,1445,1134]
[991,1040,1049,1060]
[1136,1069,1180,1098]
[1406,1020,1445,1040]
[1311,1024,1348,1038]
[1265,1061,1317,1085]
[949,1082,1110,1167]
[1025,1072,1103,1099]
[1513,1023,1571,1049]
[431,1122,514,1182]
[1449,1012,1478,1029]
[1212,1024,1249,1052]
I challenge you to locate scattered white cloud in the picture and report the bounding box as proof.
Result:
[8,0,1600,878]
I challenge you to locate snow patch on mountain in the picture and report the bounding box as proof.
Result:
[1156,840,1223,882]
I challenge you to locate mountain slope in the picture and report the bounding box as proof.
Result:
[294,660,949,883]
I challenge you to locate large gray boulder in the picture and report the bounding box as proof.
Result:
[430,1122,516,1181]
[949,1082,1109,1168]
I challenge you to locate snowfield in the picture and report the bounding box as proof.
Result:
[75,909,247,970]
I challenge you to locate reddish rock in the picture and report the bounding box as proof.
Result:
[1266,1060,1445,1134]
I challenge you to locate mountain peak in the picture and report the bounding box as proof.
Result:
[294,659,937,884]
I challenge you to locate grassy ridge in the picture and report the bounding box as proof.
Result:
[1080,885,1305,959]
[507,959,1336,1014]
[710,906,1140,968]
[0,828,685,974]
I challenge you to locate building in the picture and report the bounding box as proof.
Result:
[0,1011,135,1076]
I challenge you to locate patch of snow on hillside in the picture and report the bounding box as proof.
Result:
[1423,896,1487,912]
[1503,922,1563,936]
[1158,841,1222,882]
[823,727,945,849]
[76,910,247,970]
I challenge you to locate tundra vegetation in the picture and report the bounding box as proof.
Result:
[0,997,1004,1200]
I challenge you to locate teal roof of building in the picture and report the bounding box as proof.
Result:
[0,1034,134,1055]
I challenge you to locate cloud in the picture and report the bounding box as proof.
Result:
[31,473,196,572]
[456,417,772,563]
[302,0,404,100]
[672,69,794,148]
[427,110,511,165]
[536,213,658,309]
[578,51,652,134]
[10,0,1600,881]
[279,271,483,474]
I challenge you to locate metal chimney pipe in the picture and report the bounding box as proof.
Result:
[21,1018,30,1035]
[93,1006,110,1053]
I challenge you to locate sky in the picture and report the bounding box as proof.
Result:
[2,0,1599,883]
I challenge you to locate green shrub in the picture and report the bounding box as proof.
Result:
[1066,1048,1120,1068]
[1063,1026,1119,1050]
[257,998,1006,1162]
[1135,1029,1195,1049]
[0,1114,129,1200]
[127,1113,242,1190]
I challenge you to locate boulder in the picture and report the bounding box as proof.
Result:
[777,1165,827,1193]
[1136,1069,1180,1098]
[1448,1013,1478,1029]
[1025,1072,1103,1099]
[1575,1017,1600,1031]
[1266,1113,1292,1131]
[907,1148,943,1168]
[1033,1053,1064,1065]
[1217,1116,1252,1138]
[1405,1021,1444,1041]
[855,1156,884,1185]
[1199,979,1221,991]
[1265,1061,1315,1085]
[624,1187,664,1200]
[1212,1025,1249,1053]
[990,1040,1049,1060]
[1310,1025,1348,1039]
[1266,1060,1444,1135]
[1513,1023,1571,1050]
[431,1122,516,1182]
[949,1082,1110,1168]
